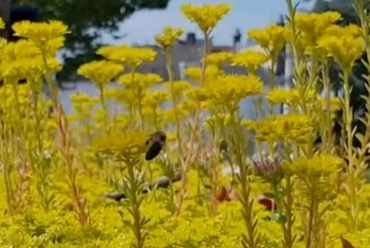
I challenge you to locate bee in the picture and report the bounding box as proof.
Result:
[145,131,167,161]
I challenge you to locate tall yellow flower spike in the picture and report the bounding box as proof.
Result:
[181,4,231,34]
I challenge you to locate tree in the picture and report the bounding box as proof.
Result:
[12,0,170,80]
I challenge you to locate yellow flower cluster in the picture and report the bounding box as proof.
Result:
[248,25,286,58]
[97,45,157,68]
[266,88,316,106]
[284,153,343,176]
[294,11,341,45]
[254,114,313,144]
[181,4,231,34]
[188,74,263,106]
[0,21,67,83]
[12,20,69,52]
[70,93,99,117]
[155,27,184,50]
[232,50,269,74]
[0,42,61,80]
[184,65,221,82]
[142,90,170,110]
[77,60,124,88]
[163,80,192,98]
[119,73,163,89]
[92,131,148,159]
[205,52,234,67]
[205,114,230,130]
[316,97,342,112]
[318,25,365,70]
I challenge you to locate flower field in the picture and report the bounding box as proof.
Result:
[0,0,370,247]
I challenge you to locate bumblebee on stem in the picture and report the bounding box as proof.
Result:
[145,131,166,161]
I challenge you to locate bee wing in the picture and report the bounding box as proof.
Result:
[145,134,154,145]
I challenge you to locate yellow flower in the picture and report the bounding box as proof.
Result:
[12,20,69,49]
[70,93,98,113]
[118,73,162,89]
[211,74,263,103]
[248,25,287,58]
[284,153,343,176]
[266,88,316,106]
[0,40,40,62]
[204,52,234,67]
[323,24,362,38]
[184,65,221,83]
[204,114,230,130]
[254,114,313,144]
[155,27,184,50]
[293,12,342,45]
[92,131,148,159]
[97,45,156,68]
[186,87,210,103]
[181,4,231,34]
[232,50,269,74]
[163,80,192,98]
[142,90,170,109]
[277,114,313,144]
[317,32,365,71]
[242,119,257,130]
[162,108,188,122]
[111,89,137,107]
[0,17,4,29]
[0,57,61,81]
[178,99,209,116]
[317,97,342,112]
[189,74,263,106]
[77,60,124,88]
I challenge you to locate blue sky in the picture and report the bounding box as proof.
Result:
[101,0,311,46]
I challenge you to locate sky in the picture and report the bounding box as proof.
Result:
[101,0,312,46]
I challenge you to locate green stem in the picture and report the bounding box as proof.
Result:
[32,89,51,211]
[11,82,30,210]
[342,68,358,232]
[99,86,108,132]
[283,176,295,248]
[127,158,145,248]
[228,105,259,248]
[175,32,210,216]
[306,182,317,248]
